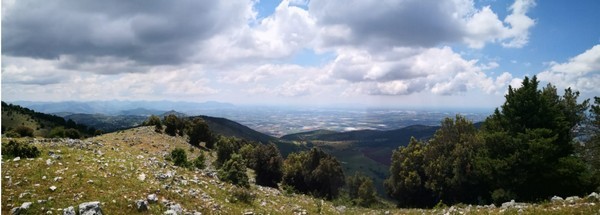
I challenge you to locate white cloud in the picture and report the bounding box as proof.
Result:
[312,0,536,50]
[465,0,536,48]
[537,44,600,93]
[327,46,511,95]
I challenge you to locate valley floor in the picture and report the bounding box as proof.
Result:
[2,127,600,214]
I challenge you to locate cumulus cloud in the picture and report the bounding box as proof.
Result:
[537,44,600,93]
[198,0,316,64]
[328,47,512,95]
[311,0,535,50]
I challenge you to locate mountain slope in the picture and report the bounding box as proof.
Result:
[1,102,94,137]
[198,115,303,156]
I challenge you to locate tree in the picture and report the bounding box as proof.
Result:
[187,118,215,148]
[218,154,249,187]
[64,128,81,139]
[580,97,600,191]
[13,126,34,137]
[171,148,189,167]
[423,115,484,204]
[163,114,180,136]
[145,115,163,133]
[347,173,378,207]
[282,148,345,199]
[385,137,434,207]
[477,76,593,202]
[250,143,283,188]
[216,137,249,167]
[193,152,206,170]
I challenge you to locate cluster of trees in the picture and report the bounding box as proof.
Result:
[385,76,599,207]
[144,114,216,149]
[282,148,346,199]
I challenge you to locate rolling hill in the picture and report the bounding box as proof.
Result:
[1,102,95,137]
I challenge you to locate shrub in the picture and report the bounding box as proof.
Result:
[2,140,40,159]
[14,126,34,137]
[5,130,21,138]
[171,148,189,167]
[230,186,255,204]
[48,127,66,138]
[193,153,206,169]
[218,154,249,187]
[491,189,516,205]
[64,128,81,139]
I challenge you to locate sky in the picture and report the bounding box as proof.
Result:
[1,0,599,109]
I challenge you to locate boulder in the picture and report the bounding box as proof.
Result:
[63,206,76,215]
[587,192,599,200]
[79,201,103,215]
[551,195,563,202]
[135,200,148,211]
[565,196,580,204]
[20,202,32,210]
[10,207,21,215]
[147,194,158,203]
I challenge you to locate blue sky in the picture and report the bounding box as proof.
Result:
[2,0,599,109]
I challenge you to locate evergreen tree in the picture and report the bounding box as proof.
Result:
[187,118,215,148]
[385,137,434,207]
[218,154,249,187]
[145,115,163,133]
[423,115,484,204]
[163,114,180,136]
[253,143,283,188]
[282,148,345,199]
[477,76,592,202]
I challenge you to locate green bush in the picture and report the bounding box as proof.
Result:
[64,128,81,139]
[2,140,40,159]
[193,153,206,169]
[5,130,21,138]
[230,186,255,204]
[171,148,189,167]
[14,126,34,137]
[48,127,66,138]
[218,154,249,187]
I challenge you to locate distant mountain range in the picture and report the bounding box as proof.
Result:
[11,100,235,115]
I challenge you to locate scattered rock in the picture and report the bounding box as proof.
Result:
[135,200,148,211]
[147,194,158,203]
[10,207,22,215]
[501,200,516,208]
[169,203,182,214]
[63,206,76,215]
[243,212,254,215]
[587,192,599,200]
[13,157,21,162]
[164,210,177,215]
[10,202,33,215]
[551,196,564,202]
[49,186,57,191]
[79,201,102,215]
[335,205,346,213]
[138,173,146,181]
[566,196,581,204]
[21,202,32,210]
[46,159,53,166]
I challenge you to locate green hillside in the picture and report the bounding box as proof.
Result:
[1,102,96,137]
[3,126,598,214]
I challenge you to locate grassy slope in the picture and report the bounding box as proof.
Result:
[2,108,54,137]
[2,127,599,214]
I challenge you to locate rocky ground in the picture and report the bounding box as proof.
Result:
[2,126,600,214]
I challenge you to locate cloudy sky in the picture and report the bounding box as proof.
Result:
[2,0,599,108]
